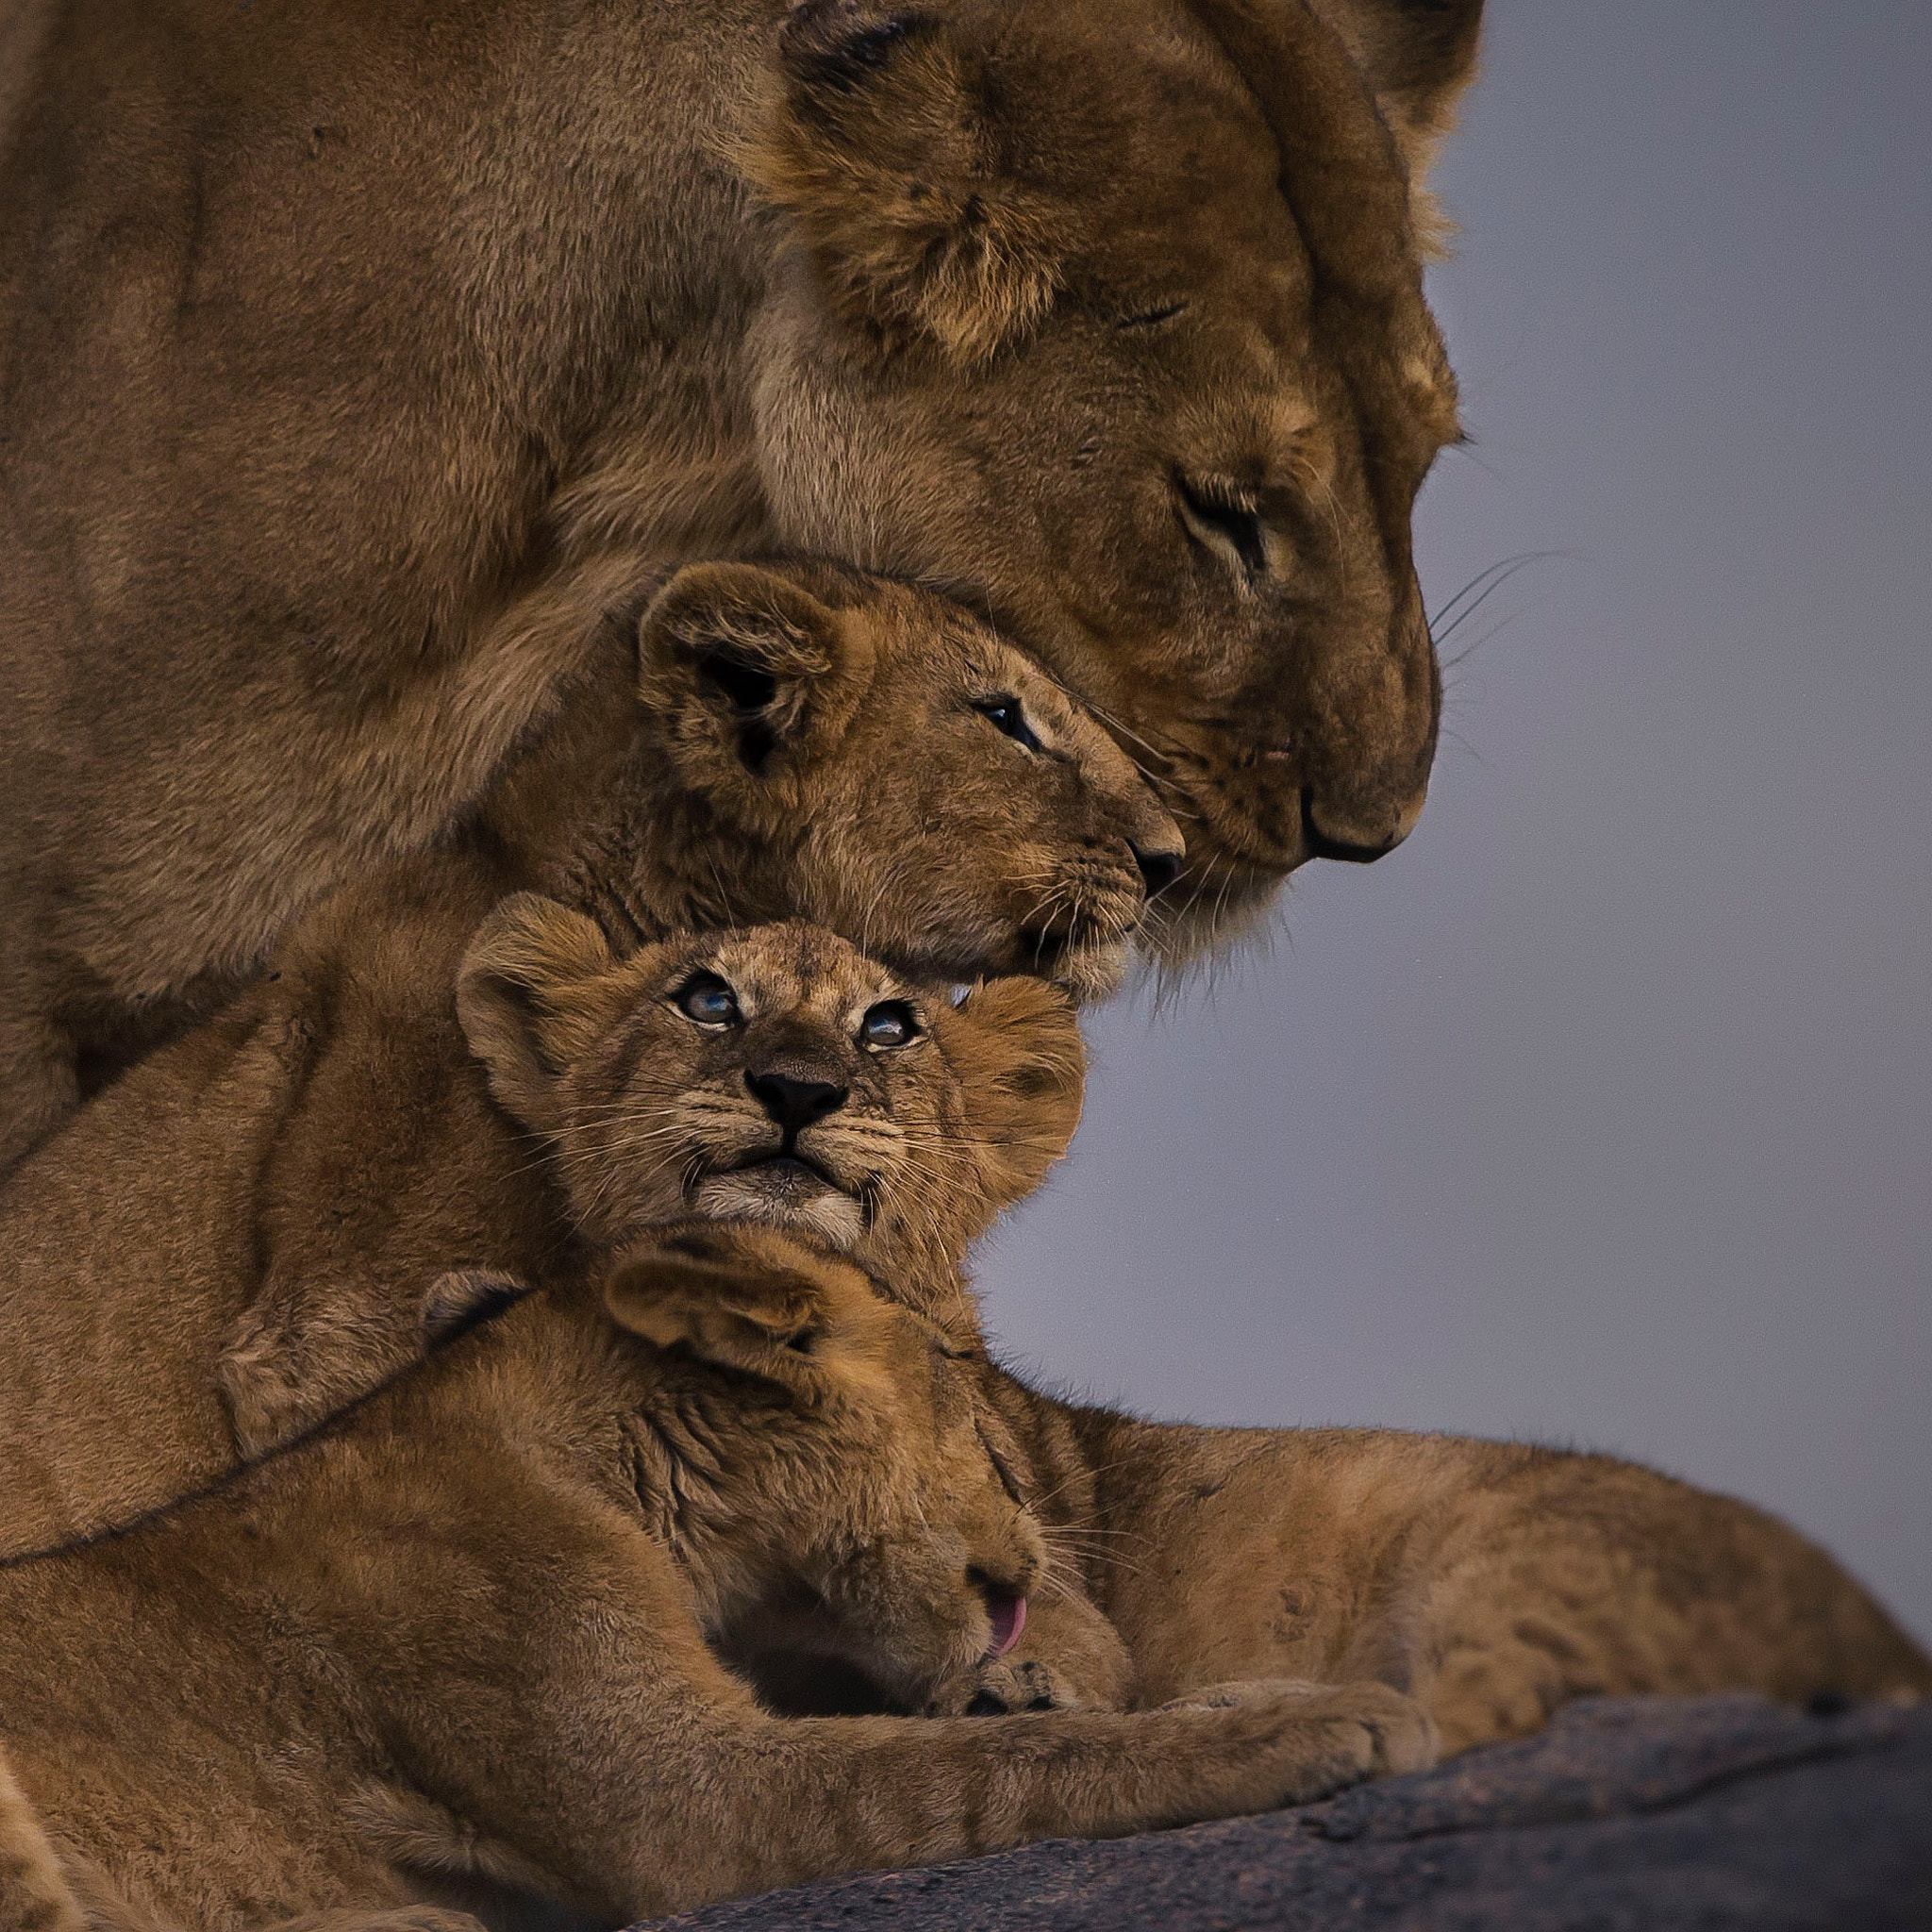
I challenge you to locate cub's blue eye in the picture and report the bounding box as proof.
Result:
[675,974,741,1026]
[974,695,1043,754]
[859,1001,921,1049]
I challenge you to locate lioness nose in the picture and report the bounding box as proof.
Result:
[1300,786,1423,865]
[1129,841,1182,899]
[746,1070,848,1134]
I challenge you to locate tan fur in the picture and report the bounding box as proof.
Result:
[0,1232,1434,1929]
[0,911,1084,1557]
[0,0,1482,1163]
[7,871,1919,1755]
[998,1400,1932,1756]
[0,1743,85,1932]
[0,555,1175,1169]
[631,1221,1909,1740]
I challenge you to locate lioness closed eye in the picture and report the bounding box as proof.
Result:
[0,1230,1435,1932]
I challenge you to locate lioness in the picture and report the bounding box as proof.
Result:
[0,0,1481,1158]
[0,1230,1434,1932]
[0,908,1088,1556]
[0,554,1177,1169]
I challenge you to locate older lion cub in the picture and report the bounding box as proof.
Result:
[0,555,1178,1170]
[0,907,1084,1557]
[0,1229,1433,1932]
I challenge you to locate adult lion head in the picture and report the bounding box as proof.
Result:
[0,0,1480,1123]
[745,0,1481,944]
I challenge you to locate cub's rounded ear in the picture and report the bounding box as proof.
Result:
[637,562,877,811]
[604,1224,891,1398]
[744,1,1068,363]
[941,978,1086,1216]
[456,894,621,1137]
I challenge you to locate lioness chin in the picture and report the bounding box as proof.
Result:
[0,1230,1434,1932]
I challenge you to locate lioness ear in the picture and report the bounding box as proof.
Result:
[746,0,1067,363]
[942,978,1086,1216]
[605,1224,891,1397]
[1254,0,1484,255]
[1311,0,1483,150]
[637,562,877,813]
[456,894,621,1137]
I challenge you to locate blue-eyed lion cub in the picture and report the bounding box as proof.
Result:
[0,937,1433,1931]
[0,904,1085,1558]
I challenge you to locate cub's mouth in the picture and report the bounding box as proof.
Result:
[728,1150,842,1198]
[690,1151,868,1251]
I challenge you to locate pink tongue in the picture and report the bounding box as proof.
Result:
[986,1590,1027,1657]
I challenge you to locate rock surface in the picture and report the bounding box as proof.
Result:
[641,1694,1932,1931]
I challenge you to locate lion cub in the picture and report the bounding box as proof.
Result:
[0,1230,1434,1932]
[1,556,1181,1171]
[0,906,1085,1557]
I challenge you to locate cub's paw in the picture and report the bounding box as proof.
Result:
[929,1619,1133,1716]
[930,1589,1135,1715]
[962,1656,1065,1715]
[1307,1678,1439,1777]
[1175,1676,1439,1807]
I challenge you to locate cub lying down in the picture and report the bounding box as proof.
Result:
[495,1226,1932,1753]
[2,552,1181,1170]
[0,1231,1433,1932]
[0,908,1084,1557]
[975,1380,1932,1754]
[6,898,1924,1752]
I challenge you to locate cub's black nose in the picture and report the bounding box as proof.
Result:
[745,1070,849,1134]
[1130,842,1181,899]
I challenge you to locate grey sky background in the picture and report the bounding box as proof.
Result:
[974,2,1932,1641]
